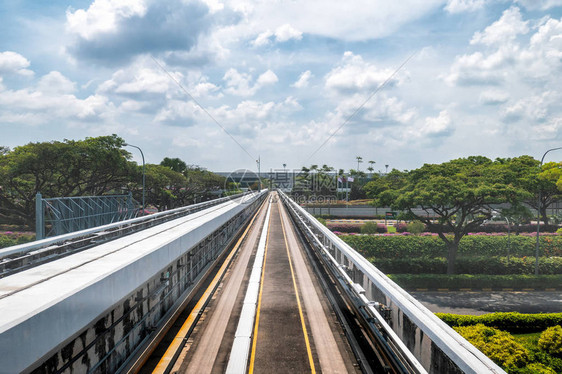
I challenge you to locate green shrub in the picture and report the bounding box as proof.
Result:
[538,326,562,357]
[437,312,562,334]
[371,256,562,275]
[454,324,529,370]
[516,362,557,374]
[315,217,327,226]
[406,220,425,234]
[0,232,35,248]
[327,223,362,233]
[388,274,562,292]
[361,222,379,234]
[340,234,562,258]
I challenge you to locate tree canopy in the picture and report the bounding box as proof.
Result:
[0,135,134,226]
[371,156,532,274]
[0,136,226,227]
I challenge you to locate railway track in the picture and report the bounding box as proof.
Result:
[127,191,424,373]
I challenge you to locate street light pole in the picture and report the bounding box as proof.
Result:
[256,156,262,191]
[535,147,562,275]
[124,143,145,215]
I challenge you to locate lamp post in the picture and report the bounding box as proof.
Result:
[256,156,262,191]
[124,143,145,215]
[535,147,562,275]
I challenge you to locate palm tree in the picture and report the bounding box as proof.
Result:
[356,156,363,171]
[368,160,375,177]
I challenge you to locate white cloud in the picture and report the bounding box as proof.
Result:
[479,89,509,105]
[65,0,217,65]
[235,0,445,42]
[119,99,148,111]
[223,68,278,96]
[501,92,555,122]
[0,51,34,76]
[274,24,303,42]
[445,8,562,86]
[0,74,111,125]
[66,0,147,40]
[98,63,183,95]
[445,0,487,14]
[471,7,529,46]
[253,30,274,47]
[420,110,452,136]
[252,24,302,46]
[325,52,403,94]
[37,71,76,94]
[154,95,300,132]
[515,0,562,10]
[257,70,278,85]
[292,70,312,88]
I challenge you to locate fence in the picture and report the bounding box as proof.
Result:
[35,193,139,239]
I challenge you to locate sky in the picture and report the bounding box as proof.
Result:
[1,0,562,174]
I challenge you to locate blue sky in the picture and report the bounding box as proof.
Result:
[1,0,562,173]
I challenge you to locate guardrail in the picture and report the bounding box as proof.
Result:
[279,190,505,374]
[0,192,255,277]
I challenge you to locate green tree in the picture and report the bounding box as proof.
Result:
[182,166,226,203]
[144,164,187,211]
[536,161,562,224]
[160,157,188,175]
[374,157,529,274]
[498,155,562,224]
[0,135,134,227]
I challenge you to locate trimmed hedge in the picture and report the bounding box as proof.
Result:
[370,256,562,275]
[341,234,562,258]
[387,274,562,290]
[326,223,362,233]
[437,312,562,334]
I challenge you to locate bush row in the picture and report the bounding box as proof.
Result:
[326,223,363,233]
[340,234,562,258]
[0,232,35,248]
[370,256,562,275]
[387,274,562,290]
[437,312,562,334]
[395,223,560,234]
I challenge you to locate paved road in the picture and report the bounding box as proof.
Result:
[410,291,562,315]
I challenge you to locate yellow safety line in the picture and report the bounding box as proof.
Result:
[279,206,317,374]
[248,204,272,374]
[152,204,263,373]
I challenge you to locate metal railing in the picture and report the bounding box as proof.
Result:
[36,192,139,239]
[278,190,505,374]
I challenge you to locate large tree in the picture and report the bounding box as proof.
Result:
[374,156,530,274]
[495,155,562,225]
[0,135,134,227]
[534,161,562,223]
